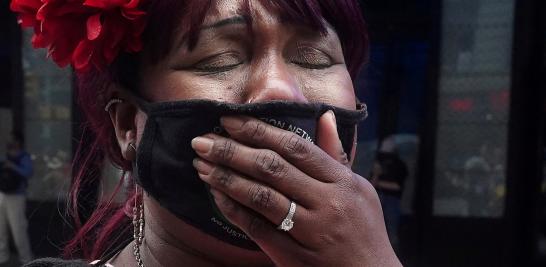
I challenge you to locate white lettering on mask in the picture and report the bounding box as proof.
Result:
[211,217,249,240]
[211,118,314,143]
[260,118,314,143]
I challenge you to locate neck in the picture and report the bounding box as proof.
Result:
[137,194,273,267]
[140,212,221,267]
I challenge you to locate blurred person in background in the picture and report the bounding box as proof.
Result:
[0,131,33,264]
[370,136,408,250]
[463,143,499,217]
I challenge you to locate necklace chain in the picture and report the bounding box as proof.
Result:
[132,204,145,267]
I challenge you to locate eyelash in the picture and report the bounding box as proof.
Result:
[192,47,334,74]
[193,52,244,73]
[290,46,334,69]
[292,61,332,69]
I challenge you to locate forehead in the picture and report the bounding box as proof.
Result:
[204,0,277,24]
[201,0,328,32]
[208,0,245,17]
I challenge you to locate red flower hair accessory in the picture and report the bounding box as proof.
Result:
[10,0,147,72]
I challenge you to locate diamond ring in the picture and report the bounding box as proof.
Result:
[277,201,296,231]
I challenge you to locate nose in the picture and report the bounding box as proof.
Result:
[243,56,307,103]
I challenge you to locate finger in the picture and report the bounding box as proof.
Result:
[316,110,350,167]
[219,116,353,183]
[193,158,310,231]
[191,134,323,206]
[209,188,313,267]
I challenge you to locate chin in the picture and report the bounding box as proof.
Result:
[173,220,274,266]
[145,194,274,266]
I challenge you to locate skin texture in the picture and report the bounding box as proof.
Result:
[107,0,401,266]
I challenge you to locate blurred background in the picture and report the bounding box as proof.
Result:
[0,0,545,266]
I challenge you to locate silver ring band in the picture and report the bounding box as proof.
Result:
[277,201,296,231]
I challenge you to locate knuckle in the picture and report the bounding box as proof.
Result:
[210,167,235,188]
[242,120,269,142]
[248,184,275,210]
[326,198,347,220]
[255,150,288,178]
[316,232,339,248]
[341,174,360,193]
[282,134,310,159]
[247,216,267,238]
[331,166,354,184]
[211,139,237,162]
[217,196,238,218]
[347,173,378,202]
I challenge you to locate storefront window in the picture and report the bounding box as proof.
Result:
[433,0,515,217]
[21,29,72,201]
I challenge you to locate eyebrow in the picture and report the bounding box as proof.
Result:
[202,16,248,30]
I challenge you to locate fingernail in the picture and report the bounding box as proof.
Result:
[193,158,214,175]
[191,136,213,154]
[220,116,244,131]
[198,173,210,182]
[328,110,337,125]
[328,111,344,147]
[210,188,223,200]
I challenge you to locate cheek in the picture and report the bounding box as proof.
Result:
[140,68,245,103]
[297,67,356,110]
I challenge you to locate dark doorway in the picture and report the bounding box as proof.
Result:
[354,1,433,266]
[537,98,546,266]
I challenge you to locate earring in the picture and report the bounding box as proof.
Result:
[133,188,145,267]
[126,142,137,162]
[104,98,124,112]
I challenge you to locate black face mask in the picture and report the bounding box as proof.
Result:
[133,99,367,250]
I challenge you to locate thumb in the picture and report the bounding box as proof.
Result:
[316,110,350,167]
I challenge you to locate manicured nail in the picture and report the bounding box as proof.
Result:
[193,158,214,175]
[191,136,213,153]
[220,116,244,131]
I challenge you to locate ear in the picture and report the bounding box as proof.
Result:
[106,87,138,162]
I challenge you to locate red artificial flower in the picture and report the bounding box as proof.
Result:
[10,0,146,72]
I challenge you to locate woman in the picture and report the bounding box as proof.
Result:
[12,0,402,266]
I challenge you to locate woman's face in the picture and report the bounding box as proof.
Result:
[137,0,356,109]
[119,1,359,263]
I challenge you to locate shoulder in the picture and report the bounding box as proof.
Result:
[24,257,91,267]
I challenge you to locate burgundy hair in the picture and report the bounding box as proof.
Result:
[64,0,368,260]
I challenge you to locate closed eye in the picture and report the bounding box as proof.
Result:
[193,52,244,73]
[289,46,334,69]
